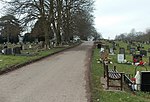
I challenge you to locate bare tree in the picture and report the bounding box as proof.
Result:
[0,14,22,43]
[3,0,95,47]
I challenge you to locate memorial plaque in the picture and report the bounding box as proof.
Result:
[117,54,124,63]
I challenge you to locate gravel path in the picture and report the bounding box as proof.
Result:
[0,41,93,102]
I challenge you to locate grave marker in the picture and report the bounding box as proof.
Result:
[117,54,124,63]
[141,71,150,92]
[119,47,126,59]
[109,48,114,55]
[13,47,21,54]
[140,50,147,56]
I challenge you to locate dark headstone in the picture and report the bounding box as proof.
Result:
[5,48,13,55]
[97,44,101,49]
[141,71,150,92]
[112,42,116,50]
[4,45,7,49]
[119,47,125,59]
[13,47,21,54]
[140,50,147,56]
[119,48,125,54]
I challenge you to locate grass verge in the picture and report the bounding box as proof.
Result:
[0,43,81,73]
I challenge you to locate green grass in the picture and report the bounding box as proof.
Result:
[91,41,150,102]
[0,47,66,71]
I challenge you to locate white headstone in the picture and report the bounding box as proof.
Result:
[100,48,104,52]
[117,54,124,63]
[109,48,114,55]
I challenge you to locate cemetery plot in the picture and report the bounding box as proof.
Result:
[0,42,47,56]
[91,40,150,102]
[98,40,150,92]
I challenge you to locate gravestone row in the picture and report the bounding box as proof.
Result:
[2,47,21,55]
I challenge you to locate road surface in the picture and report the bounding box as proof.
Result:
[0,41,93,102]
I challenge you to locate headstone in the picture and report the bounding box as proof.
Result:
[119,47,125,59]
[140,50,147,56]
[38,41,44,49]
[99,47,104,52]
[119,48,125,54]
[112,42,116,50]
[141,71,150,92]
[13,47,21,54]
[97,44,101,49]
[29,45,32,49]
[0,45,3,53]
[109,48,114,55]
[117,54,124,63]
[130,48,136,54]
[5,48,13,55]
[18,35,23,43]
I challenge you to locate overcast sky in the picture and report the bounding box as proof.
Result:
[94,0,150,39]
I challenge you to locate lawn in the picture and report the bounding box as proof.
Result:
[0,47,67,71]
[91,40,150,102]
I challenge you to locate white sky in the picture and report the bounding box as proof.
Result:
[1,0,150,40]
[94,0,150,39]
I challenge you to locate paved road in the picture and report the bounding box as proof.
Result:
[0,41,93,102]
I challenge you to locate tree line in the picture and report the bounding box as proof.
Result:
[115,28,150,43]
[0,0,100,48]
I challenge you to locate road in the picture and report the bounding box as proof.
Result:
[0,41,93,102]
